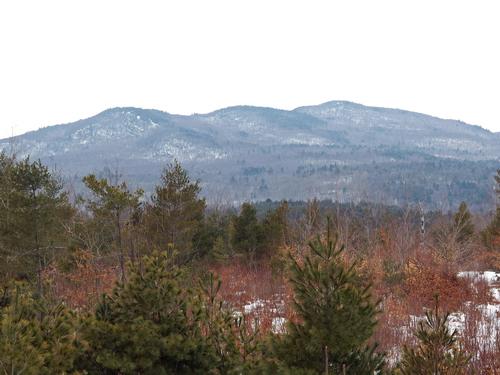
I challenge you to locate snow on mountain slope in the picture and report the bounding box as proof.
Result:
[1,101,499,209]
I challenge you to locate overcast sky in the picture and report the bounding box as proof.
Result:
[0,0,499,139]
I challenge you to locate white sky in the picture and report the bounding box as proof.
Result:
[1,0,499,139]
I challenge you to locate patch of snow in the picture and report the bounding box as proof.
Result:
[272,317,287,334]
[144,139,227,162]
[458,271,500,302]
[283,136,334,146]
[244,300,265,314]
[454,271,500,349]
[448,312,465,333]
[415,138,482,151]
[232,310,243,319]
[492,287,500,302]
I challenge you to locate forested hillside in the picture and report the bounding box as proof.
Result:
[1,152,499,373]
[2,101,499,210]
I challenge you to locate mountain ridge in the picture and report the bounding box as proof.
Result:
[1,101,499,210]
[14,100,497,137]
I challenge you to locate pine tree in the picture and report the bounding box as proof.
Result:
[271,223,385,374]
[397,298,471,375]
[210,235,229,263]
[481,169,500,251]
[231,203,264,259]
[0,153,73,291]
[146,160,205,259]
[191,211,229,261]
[83,251,219,374]
[82,174,143,282]
[262,201,289,255]
[198,272,262,373]
[0,283,84,374]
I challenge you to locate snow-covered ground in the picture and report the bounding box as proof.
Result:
[234,271,500,353]
[451,271,500,350]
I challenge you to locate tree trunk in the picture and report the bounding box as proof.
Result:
[117,211,125,283]
[324,345,329,375]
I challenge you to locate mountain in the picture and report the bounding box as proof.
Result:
[1,101,499,210]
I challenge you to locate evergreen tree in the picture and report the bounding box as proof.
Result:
[198,272,261,373]
[82,174,143,282]
[0,283,84,374]
[271,224,385,374]
[262,201,289,255]
[209,235,229,263]
[0,153,73,291]
[481,169,500,251]
[397,298,471,374]
[231,203,264,259]
[146,160,206,259]
[82,251,218,374]
[191,211,229,261]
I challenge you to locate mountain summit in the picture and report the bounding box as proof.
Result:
[1,101,499,210]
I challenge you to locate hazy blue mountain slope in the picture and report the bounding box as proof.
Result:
[1,101,498,210]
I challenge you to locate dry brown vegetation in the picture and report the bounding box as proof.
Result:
[44,218,500,372]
